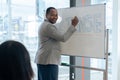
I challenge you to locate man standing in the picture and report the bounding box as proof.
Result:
[35,7,79,80]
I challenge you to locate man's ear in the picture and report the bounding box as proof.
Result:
[46,14,48,19]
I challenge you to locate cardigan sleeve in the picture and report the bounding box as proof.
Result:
[46,23,76,42]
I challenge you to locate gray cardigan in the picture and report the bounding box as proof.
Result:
[35,20,76,65]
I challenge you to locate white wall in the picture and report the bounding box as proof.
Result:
[112,0,120,80]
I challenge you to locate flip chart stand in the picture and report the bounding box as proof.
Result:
[61,29,109,80]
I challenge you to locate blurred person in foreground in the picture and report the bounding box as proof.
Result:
[0,40,34,80]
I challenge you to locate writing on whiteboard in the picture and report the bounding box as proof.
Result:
[60,13,103,33]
